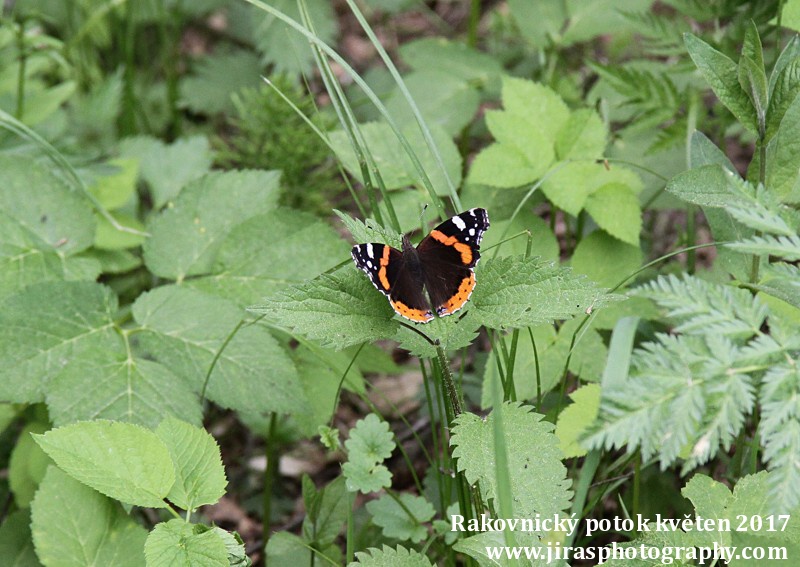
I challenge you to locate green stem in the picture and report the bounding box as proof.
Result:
[263,412,278,546]
[467,0,480,48]
[15,20,26,120]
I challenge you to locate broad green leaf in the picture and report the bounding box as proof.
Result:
[470,255,615,330]
[334,210,402,250]
[752,263,800,309]
[94,211,146,250]
[343,414,395,494]
[451,403,572,520]
[684,33,757,133]
[0,509,40,567]
[0,154,95,254]
[342,455,392,494]
[572,230,643,288]
[144,170,282,281]
[738,22,768,131]
[689,131,737,172]
[468,143,546,188]
[302,476,349,547]
[481,210,559,260]
[666,164,746,207]
[48,350,201,428]
[351,545,433,567]
[556,384,602,458]
[330,121,462,196]
[555,108,607,160]
[20,81,76,126]
[783,0,800,33]
[210,527,251,567]
[180,49,262,114]
[34,420,175,508]
[119,135,212,207]
[251,269,398,351]
[8,422,50,508]
[31,466,147,567]
[84,249,142,274]
[144,519,228,567]
[155,417,227,511]
[187,208,349,305]
[507,0,568,48]
[455,530,560,567]
[365,493,435,543]
[583,183,642,245]
[541,162,642,217]
[766,94,800,201]
[767,56,800,142]
[263,532,313,567]
[393,310,482,358]
[399,37,504,93]
[88,157,139,210]
[0,281,121,403]
[501,77,570,142]
[133,285,305,416]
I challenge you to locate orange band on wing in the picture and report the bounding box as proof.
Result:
[429,230,473,265]
[390,299,433,322]
[438,273,476,316]
[377,245,392,290]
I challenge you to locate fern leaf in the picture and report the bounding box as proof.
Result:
[726,234,800,261]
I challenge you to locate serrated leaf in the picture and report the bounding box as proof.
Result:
[155,417,227,511]
[345,414,395,464]
[47,349,201,428]
[501,77,570,141]
[251,269,398,350]
[766,94,800,201]
[31,466,147,567]
[0,509,40,567]
[727,234,800,261]
[572,230,643,288]
[470,255,615,330]
[555,108,607,160]
[0,281,121,403]
[454,530,559,567]
[766,56,800,142]
[342,456,392,494]
[556,384,602,458]
[8,422,50,508]
[541,162,642,217]
[210,527,251,567]
[484,108,555,175]
[684,33,757,133]
[0,154,95,254]
[666,163,747,207]
[451,403,572,521]
[187,208,349,305]
[144,519,228,567]
[583,183,642,245]
[350,545,434,567]
[143,170,282,280]
[468,143,545,188]
[34,420,175,508]
[119,135,212,207]
[133,285,306,416]
[752,263,800,309]
[334,210,402,250]
[365,493,435,543]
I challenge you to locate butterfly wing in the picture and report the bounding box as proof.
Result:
[351,243,433,322]
[416,208,489,316]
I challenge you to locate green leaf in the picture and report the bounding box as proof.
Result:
[766,57,800,142]
[302,476,349,547]
[501,77,570,141]
[155,417,227,511]
[480,210,559,260]
[737,22,768,132]
[88,157,139,210]
[666,164,746,207]
[507,0,567,48]
[133,285,305,416]
[454,530,556,567]
[555,108,607,160]
[399,37,504,93]
[365,493,435,543]
[343,414,396,494]
[471,255,616,330]
[47,350,202,428]
[342,456,392,494]
[572,230,643,288]
[334,210,402,250]
[0,282,120,403]
[468,143,546,188]
[351,545,434,567]
[541,162,642,217]
[263,532,313,567]
[0,154,95,254]
[392,311,482,358]
[34,420,175,508]
[31,466,147,567]
[8,422,50,508]
[451,403,572,521]
[210,527,251,567]
[143,170,281,281]
[727,234,800,261]
[684,33,757,133]
[783,0,800,33]
[484,108,554,173]
[766,94,800,201]
[180,49,262,114]
[583,183,642,245]
[94,211,146,250]
[144,519,228,567]
[751,263,800,309]
[330,121,462,196]
[0,509,40,567]
[187,208,349,305]
[556,384,602,458]
[119,135,212,207]
[251,269,398,351]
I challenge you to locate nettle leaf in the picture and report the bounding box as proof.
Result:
[541,162,642,217]
[144,519,228,567]
[583,183,642,246]
[343,414,396,494]
[180,49,262,115]
[47,349,201,428]
[0,154,95,254]
[133,285,306,416]
[556,383,602,459]
[470,255,616,330]
[351,545,434,567]
[31,466,147,567]
[330,121,462,196]
[119,135,212,207]
[144,170,281,281]
[451,403,572,521]
[365,493,435,544]
[684,33,757,134]
[0,509,38,566]
[0,281,121,403]
[334,210,402,249]
[155,417,227,511]
[251,269,398,350]
[188,208,349,306]
[572,230,643,288]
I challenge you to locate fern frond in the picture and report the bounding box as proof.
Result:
[726,234,800,261]
[726,204,796,236]
[637,275,767,339]
[618,10,688,55]
[590,62,681,115]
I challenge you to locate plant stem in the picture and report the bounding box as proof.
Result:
[263,412,278,546]
[15,20,26,120]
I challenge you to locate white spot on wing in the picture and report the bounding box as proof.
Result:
[366,243,374,258]
[452,215,466,231]
[469,228,475,236]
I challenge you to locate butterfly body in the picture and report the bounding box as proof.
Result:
[351,208,490,323]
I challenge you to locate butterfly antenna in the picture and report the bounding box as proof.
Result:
[418,203,429,234]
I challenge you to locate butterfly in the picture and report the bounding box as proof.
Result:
[351,208,490,323]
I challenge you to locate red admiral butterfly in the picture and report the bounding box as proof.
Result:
[351,208,490,323]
